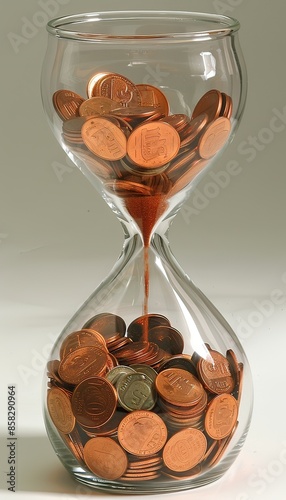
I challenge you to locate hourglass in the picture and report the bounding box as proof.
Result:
[41,11,253,493]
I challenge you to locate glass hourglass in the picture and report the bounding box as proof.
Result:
[41,11,253,493]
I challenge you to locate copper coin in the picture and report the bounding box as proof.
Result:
[47,387,75,434]
[155,368,205,407]
[197,349,235,394]
[136,84,169,116]
[79,96,118,116]
[58,346,108,385]
[180,113,208,147]
[198,117,231,159]
[83,437,128,479]
[71,146,116,179]
[53,89,85,121]
[127,314,171,342]
[105,179,152,197]
[148,325,184,354]
[220,93,233,119]
[162,428,207,472]
[169,158,209,196]
[71,376,117,428]
[126,122,180,169]
[83,313,126,341]
[191,89,223,123]
[60,428,85,465]
[205,393,238,439]
[87,71,141,107]
[158,354,197,376]
[81,117,127,160]
[118,410,167,456]
[60,329,106,360]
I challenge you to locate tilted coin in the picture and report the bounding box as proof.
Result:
[118,410,168,456]
[53,89,85,121]
[83,313,126,341]
[71,376,117,428]
[155,368,205,407]
[127,314,171,342]
[83,436,128,480]
[81,117,127,161]
[191,89,223,123]
[198,116,231,159]
[105,365,136,386]
[87,71,141,107]
[148,325,184,354]
[205,393,238,439]
[127,121,180,169]
[58,346,108,385]
[197,348,235,394]
[136,83,170,116]
[47,387,75,434]
[129,364,157,382]
[60,328,106,360]
[79,96,119,116]
[117,372,156,411]
[162,428,207,472]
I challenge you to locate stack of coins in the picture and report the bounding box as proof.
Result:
[52,72,233,243]
[47,312,243,482]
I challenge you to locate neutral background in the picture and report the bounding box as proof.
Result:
[1,0,286,499]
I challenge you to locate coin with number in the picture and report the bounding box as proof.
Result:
[72,376,117,428]
[163,428,207,472]
[127,121,180,169]
[205,393,238,439]
[53,89,85,121]
[87,71,141,107]
[81,117,127,161]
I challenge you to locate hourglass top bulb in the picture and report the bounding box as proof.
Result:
[52,71,233,245]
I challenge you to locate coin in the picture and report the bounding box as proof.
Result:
[71,376,117,428]
[129,364,157,382]
[118,410,168,456]
[105,365,137,386]
[162,428,207,472]
[136,84,170,116]
[197,349,235,394]
[198,116,231,159]
[59,328,107,360]
[191,89,223,123]
[81,117,127,161]
[148,325,184,354]
[83,313,126,341]
[47,387,75,434]
[127,314,171,342]
[127,122,180,169]
[83,437,128,480]
[58,346,108,385]
[53,89,85,121]
[79,96,119,116]
[205,393,238,439]
[155,368,205,407]
[87,71,141,107]
[117,372,156,411]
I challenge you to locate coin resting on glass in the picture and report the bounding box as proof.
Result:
[41,11,253,494]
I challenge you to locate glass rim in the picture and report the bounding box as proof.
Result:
[46,10,240,42]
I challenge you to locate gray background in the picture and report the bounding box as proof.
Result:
[1,1,286,499]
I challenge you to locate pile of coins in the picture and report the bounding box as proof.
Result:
[53,72,233,202]
[47,312,243,482]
